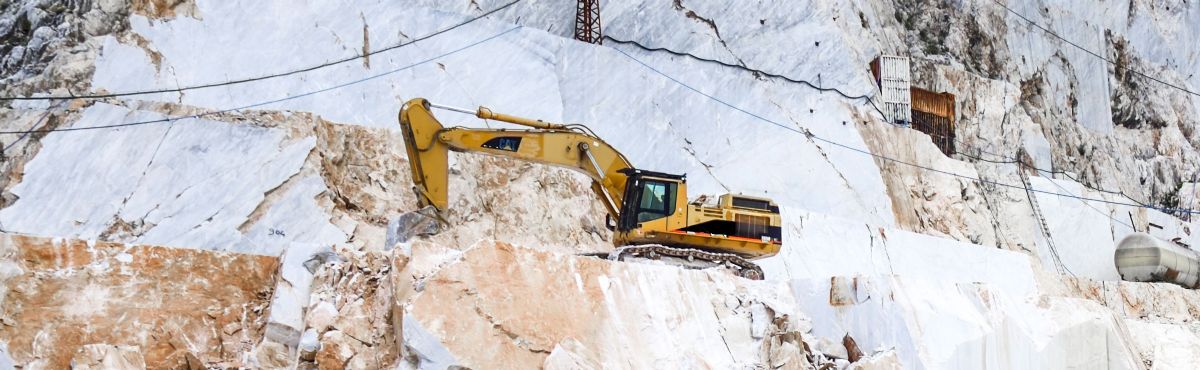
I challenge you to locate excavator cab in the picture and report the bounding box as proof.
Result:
[613,167,781,258]
[616,169,685,232]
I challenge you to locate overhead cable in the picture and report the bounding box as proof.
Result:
[604,33,1144,205]
[608,45,1199,215]
[988,0,1199,97]
[0,0,523,101]
[985,0,1200,215]
[602,35,888,119]
[0,27,519,135]
[2,102,61,157]
[1035,168,1136,231]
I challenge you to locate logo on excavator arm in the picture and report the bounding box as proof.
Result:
[482,137,522,151]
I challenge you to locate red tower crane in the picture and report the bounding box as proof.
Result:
[574,0,602,44]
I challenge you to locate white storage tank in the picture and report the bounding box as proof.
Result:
[1114,232,1200,288]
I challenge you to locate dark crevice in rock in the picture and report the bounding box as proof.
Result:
[1106,30,1167,130]
[672,0,750,68]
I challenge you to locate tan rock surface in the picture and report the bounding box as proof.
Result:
[0,233,277,369]
[301,247,402,369]
[403,241,814,369]
[129,0,199,20]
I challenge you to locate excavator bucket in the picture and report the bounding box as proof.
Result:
[386,205,442,248]
[393,99,453,249]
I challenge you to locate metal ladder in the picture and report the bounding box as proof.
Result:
[1015,153,1069,274]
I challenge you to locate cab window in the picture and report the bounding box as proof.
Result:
[636,180,676,222]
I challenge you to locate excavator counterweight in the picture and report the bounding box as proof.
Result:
[397,98,783,279]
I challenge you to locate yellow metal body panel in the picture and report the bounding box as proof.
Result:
[398,98,783,259]
[475,106,567,129]
[399,98,632,216]
[631,192,783,257]
[623,175,691,233]
[686,194,783,228]
[438,129,632,215]
[399,100,450,209]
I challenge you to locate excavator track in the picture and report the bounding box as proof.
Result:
[607,245,764,280]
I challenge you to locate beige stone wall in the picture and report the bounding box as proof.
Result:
[0,233,277,369]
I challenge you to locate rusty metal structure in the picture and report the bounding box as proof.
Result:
[910,87,957,156]
[869,56,957,156]
[574,0,602,44]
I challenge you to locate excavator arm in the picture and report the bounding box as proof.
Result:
[398,98,633,218]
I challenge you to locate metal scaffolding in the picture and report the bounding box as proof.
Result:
[869,56,957,156]
[910,87,957,156]
[574,0,602,44]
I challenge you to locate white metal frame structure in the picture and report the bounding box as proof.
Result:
[876,55,912,126]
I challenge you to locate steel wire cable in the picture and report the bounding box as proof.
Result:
[0,0,523,101]
[2,101,63,153]
[602,36,888,119]
[0,27,520,134]
[607,34,1179,214]
[608,44,1200,215]
[988,0,1200,98]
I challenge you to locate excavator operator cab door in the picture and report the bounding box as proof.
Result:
[617,169,685,233]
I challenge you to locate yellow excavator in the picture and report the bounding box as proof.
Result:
[398,98,782,279]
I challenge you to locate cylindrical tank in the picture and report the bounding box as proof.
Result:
[1114,232,1200,288]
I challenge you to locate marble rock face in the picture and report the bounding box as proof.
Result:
[0,233,277,369]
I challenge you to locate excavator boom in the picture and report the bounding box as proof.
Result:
[399,98,631,217]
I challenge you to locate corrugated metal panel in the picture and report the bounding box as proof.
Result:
[876,55,912,125]
[868,56,957,156]
[910,87,957,156]
[911,88,956,119]
[735,214,769,240]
